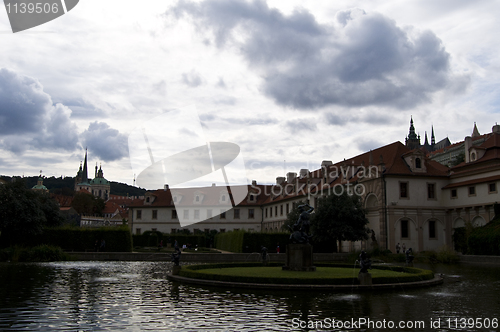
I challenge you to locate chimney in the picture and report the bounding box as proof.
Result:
[299,169,309,178]
[464,136,472,163]
[276,177,285,185]
[286,172,297,183]
[212,183,216,187]
[164,184,169,191]
[251,180,257,186]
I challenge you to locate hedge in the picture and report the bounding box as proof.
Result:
[31,226,133,252]
[178,262,434,285]
[132,232,206,248]
[468,217,500,255]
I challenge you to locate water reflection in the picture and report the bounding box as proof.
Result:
[0,261,499,331]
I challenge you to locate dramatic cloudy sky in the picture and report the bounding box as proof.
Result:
[0,0,498,188]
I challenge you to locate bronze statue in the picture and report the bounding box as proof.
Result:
[171,246,181,266]
[289,203,314,244]
[405,248,414,264]
[359,251,372,273]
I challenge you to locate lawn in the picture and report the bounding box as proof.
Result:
[198,266,409,279]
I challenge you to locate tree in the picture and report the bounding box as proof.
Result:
[311,191,369,252]
[0,179,63,245]
[71,192,105,215]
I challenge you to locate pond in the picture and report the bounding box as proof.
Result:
[1,261,499,331]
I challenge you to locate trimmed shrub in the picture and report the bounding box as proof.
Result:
[0,245,72,262]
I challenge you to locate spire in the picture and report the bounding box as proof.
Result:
[431,125,435,145]
[82,148,89,184]
[408,116,418,140]
[472,122,480,138]
[95,162,98,178]
[424,131,429,145]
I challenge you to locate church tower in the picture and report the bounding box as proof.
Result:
[405,116,421,150]
[75,149,92,193]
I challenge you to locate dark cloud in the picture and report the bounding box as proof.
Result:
[325,109,395,126]
[81,121,128,162]
[0,68,79,152]
[171,1,469,110]
[181,70,204,87]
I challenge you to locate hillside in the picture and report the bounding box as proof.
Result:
[0,175,147,197]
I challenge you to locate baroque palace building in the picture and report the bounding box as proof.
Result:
[127,120,500,253]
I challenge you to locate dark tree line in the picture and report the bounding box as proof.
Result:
[0,179,63,246]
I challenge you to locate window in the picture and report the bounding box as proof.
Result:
[427,183,435,199]
[146,196,150,203]
[152,210,158,219]
[250,194,254,201]
[207,209,212,218]
[415,158,421,168]
[401,219,409,238]
[136,210,142,219]
[171,228,177,234]
[270,207,272,217]
[400,182,408,198]
[173,196,177,203]
[135,228,141,235]
[195,196,199,202]
[220,229,226,233]
[286,203,289,214]
[152,228,157,232]
[220,211,226,219]
[221,195,226,202]
[204,229,210,233]
[183,210,189,219]
[172,210,177,219]
[451,189,457,198]
[469,186,476,196]
[429,220,436,239]
[280,205,283,215]
[471,152,476,161]
[489,183,497,193]
[248,209,255,219]
[275,206,278,216]
[234,209,240,219]
[194,210,200,219]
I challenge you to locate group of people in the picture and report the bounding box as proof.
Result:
[395,242,406,254]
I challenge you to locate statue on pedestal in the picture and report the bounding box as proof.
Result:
[289,204,314,244]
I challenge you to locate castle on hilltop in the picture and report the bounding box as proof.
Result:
[74,149,111,200]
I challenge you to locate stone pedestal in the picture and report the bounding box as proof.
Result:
[282,243,316,272]
[358,272,372,285]
[172,265,182,275]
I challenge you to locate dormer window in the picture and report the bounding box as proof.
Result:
[250,195,254,201]
[471,152,476,161]
[222,195,226,202]
[415,158,421,168]
[174,196,177,203]
[146,197,150,203]
[195,196,199,202]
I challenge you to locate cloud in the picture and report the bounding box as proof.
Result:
[81,121,128,162]
[171,1,469,110]
[0,68,79,152]
[285,118,317,133]
[181,70,204,87]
